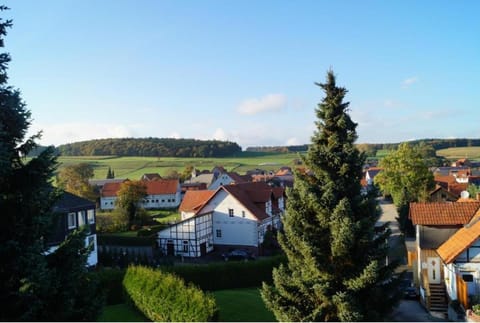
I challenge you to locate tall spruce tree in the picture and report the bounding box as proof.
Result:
[261,71,401,321]
[0,7,103,320]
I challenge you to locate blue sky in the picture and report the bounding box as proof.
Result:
[3,1,480,149]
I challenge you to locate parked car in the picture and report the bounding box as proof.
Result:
[222,249,256,261]
[399,278,418,299]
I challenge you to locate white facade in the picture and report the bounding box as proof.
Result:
[141,191,181,209]
[101,191,181,210]
[208,173,235,190]
[444,238,480,300]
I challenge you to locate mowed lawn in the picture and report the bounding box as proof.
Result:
[56,152,302,179]
[213,288,276,322]
[97,288,275,322]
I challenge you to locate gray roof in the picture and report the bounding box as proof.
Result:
[88,178,127,187]
[419,225,459,249]
[52,191,95,213]
[186,173,215,185]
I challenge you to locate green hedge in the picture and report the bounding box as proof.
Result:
[136,224,168,237]
[97,234,155,246]
[161,255,286,291]
[123,265,218,322]
[96,268,126,305]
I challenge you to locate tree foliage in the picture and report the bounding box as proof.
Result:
[116,180,147,227]
[57,163,97,201]
[0,8,102,320]
[375,143,435,206]
[261,71,400,321]
[57,137,242,157]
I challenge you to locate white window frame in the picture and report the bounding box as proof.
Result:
[228,209,234,217]
[78,210,86,226]
[87,209,95,224]
[87,235,95,251]
[216,229,222,238]
[67,212,77,229]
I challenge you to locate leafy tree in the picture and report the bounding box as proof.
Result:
[57,163,97,201]
[467,184,480,200]
[0,8,102,320]
[164,168,180,180]
[116,180,147,227]
[261,71,400,321]
[375,143,434,235]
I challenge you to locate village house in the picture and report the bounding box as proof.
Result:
[409,201,480,314]
[157,182,286,258]
[49,191,98,267]
[100,179,181,210]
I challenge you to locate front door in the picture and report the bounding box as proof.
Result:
[427,257,441,284]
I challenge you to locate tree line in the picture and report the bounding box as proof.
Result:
[247,138,480,156]
[56,138,242,157]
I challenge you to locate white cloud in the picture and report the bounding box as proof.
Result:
[168,132,181,139]
[212,128,228,141]
[29,122,139,146]
[237,93,287,115]
[286,137,300,146]
[402,76,419,88]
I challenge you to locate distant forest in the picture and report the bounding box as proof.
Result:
[246,138,480,156]
[56,138,242,157]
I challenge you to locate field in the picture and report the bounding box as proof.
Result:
[57,152,303,180]
[436,146,480,161]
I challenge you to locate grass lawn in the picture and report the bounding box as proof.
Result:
[213,287,276,322]
[97,303,147,322]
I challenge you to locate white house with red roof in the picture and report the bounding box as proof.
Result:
[157,182,286,258]
[100,179,181,210]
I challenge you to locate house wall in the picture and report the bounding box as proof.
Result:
[101,196,116,210]
[101,191,181,210]
[141,192,181,209]
[210,191,260,248]
[208,174,233,190]
[157,213,213,257]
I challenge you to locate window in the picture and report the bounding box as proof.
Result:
[242,210,246,218]
[87,235,95,251]
[78,211,86,226]
[183,241,189,252]
[463,274,474,282]
[87,209,95,224]
[67,212,76,229]
[228,209,234,217]
[216,229,222,238]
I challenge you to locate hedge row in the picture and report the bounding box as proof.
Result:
[96,268,126,305]
[97,234,155,246]
[161,254,286,291]
[123,265,218,322]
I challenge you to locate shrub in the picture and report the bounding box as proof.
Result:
[96,210,129,233]
[96,268,126,305]
[97,234,155,247]
[123,265,218,322]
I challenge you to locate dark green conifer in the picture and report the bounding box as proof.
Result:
[0,8,102,320]
[261,71,400,321]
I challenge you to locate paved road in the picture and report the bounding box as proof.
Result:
[377,198,447,322]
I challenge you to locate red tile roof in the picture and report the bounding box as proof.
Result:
[101,179,179,197]
[437,212,480,264]
[101,182,123,197]
[409,202,480,225]
[145,180,179,195]
[196,181,285,221]
[179,190,216,213]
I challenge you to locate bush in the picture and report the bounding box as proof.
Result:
[96,210,129,233]
[161,254,286,291]
[137,224,169,237]
[96,268,126,305]
[97,234,155,247]
[123,265,218,322]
